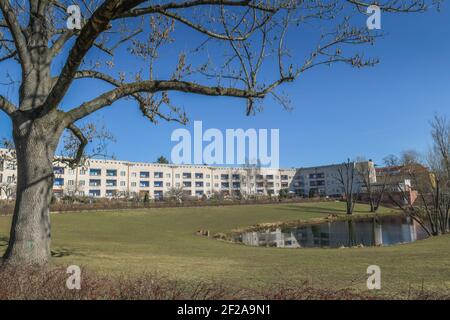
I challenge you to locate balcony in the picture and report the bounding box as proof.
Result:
[154,181,163,187]
[54,178,64,187]
[53,167,65,175]
[183,181,192,188]
[89,179,101,187]
[183,173,192,179]
[232,174,240,180]
[89,169,101,176]
[89,190,101,197]
[195,182,204,187]
[140,171,150,178]
[195,173,203,179]
[140,181,150,188]
[106,179,117,187]
[106,169,117,177]
[221,174,229,180]
[105,190,117,197]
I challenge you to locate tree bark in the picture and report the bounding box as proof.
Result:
[2,112,64,266]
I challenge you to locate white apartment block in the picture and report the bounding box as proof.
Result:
[0,148,375,200]
[292,162,376,197]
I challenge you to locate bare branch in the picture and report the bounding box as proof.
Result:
[0,94,17,116]
[64,123,88,168]
[66,79,270,122]
[43,0,147,113]
[0,0,30,69]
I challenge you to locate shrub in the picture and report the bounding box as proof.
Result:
[0,265,448,300]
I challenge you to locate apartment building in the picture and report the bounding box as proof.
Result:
[0,148,375,200]
[291,161,376,197]
[50,158,298,199]
[0,149,17,200]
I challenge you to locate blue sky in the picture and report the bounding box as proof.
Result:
[1,3,450,168]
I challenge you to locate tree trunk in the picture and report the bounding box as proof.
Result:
[2,113,63,266]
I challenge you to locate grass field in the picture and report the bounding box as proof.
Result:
[1,201,449,295]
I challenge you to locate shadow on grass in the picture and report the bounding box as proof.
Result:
[51,248,81,258]
[276,205,343,215]
[0,236,77,258]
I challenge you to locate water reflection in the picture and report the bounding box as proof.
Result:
[234,215,428,248]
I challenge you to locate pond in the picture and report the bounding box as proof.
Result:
[232,215,429,248]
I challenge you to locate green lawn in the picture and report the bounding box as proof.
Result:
[1,201,449,294]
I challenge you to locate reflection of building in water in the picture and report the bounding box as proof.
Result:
[240,216,425,248]
[241,228,301,248]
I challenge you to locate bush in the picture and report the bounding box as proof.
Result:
[0,265,448,300]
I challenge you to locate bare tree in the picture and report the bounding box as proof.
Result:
[336,158,357,215]
[165,186,185,203]
[0,175,16,201]
[0,0,437,265]
[389,116,450,236]
[355,157,384,212]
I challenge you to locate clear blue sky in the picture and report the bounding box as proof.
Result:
[1,4,449,168]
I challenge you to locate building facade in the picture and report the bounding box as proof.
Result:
[0,148,375,200]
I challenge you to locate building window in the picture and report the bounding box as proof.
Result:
[140,181,150,188]
[79,180,85,186]
[89,179,101,187]
[106,179,117,187]
[53,167,65,175]
[175,174,180,179]
[206,174,210,179]
[183,181,192,187]
[309,173,324,179]
[120,181,126,187]
[195,181,204,187]
[140,171,150,178]
[79,169,86,175]
[90,168,101,176]
[232,174,240,180]
[120,171,126,177]
[221,174,229,180]
[183,172,192,179]
[106,169,117,177]
[131,182,137,187]
[68,180,75,186]
[54,178,64,186]
[106,190,117,197]
[154,181,163,187]
[195,173,203,179]
[165,173,171,178]
[89,190,101,197]
[154,172,163,178]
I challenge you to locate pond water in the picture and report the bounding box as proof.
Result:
[233,215,429,248]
